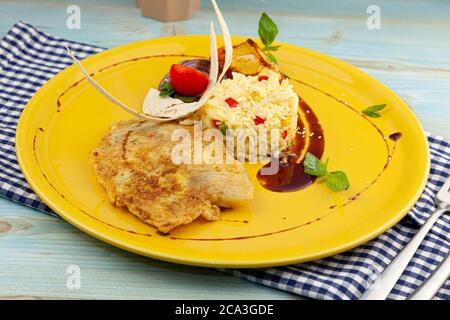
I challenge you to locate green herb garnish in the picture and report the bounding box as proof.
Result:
[159,81,197,102]
[303,152,349,192]
[218,123,228,135]
[258,13,279,64]
[159,81,175,97]
[304,152,328,177]
[362,104,386,118]
[326,171,350,192]
[174,94,197,103]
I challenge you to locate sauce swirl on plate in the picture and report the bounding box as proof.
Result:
[257,99,325,192]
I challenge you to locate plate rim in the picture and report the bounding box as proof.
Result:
[16,35,430,268]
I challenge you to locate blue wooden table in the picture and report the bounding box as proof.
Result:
[0,0,449,299]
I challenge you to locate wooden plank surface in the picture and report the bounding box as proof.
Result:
[0,198,297,299]
[0,0,448,299]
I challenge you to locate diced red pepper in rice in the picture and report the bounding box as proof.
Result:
[212,119,221,128]
[225,97,239,108]
[254,116,266,125]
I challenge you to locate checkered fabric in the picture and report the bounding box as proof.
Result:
[0,21,448,300]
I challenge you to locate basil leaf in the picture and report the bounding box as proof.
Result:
[257,13,280,64]
[326,171,350,192]
[363,111,381,118]
[267,45,280,51]
[366,104,386,112]
[218,123,228,135]
[304,152,350,192]
[164,81,173,90]
[263,49,278,63]
[174,94,197,103]
[159,81,175,97]
[258,13,279,47]
[159,90,173,97]
[303,152,327,177]
[362,104,386,118]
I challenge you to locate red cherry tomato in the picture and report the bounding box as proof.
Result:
[169,64,209,96]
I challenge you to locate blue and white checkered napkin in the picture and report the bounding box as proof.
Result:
[1,21,449,300]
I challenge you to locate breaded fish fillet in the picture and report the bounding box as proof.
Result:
[90,119,253,233]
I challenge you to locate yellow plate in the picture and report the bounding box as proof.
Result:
[16,36,429,268]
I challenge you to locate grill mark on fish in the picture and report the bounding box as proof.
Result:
[121,131,132,161]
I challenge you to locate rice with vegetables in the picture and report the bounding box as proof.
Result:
[194,69,299,159]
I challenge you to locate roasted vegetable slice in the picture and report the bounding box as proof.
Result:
[218,39,279,76]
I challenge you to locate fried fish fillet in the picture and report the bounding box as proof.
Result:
[90,119,253,233]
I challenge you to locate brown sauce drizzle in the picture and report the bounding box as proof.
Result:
[332,132,401,208]
[46,55,403,242]
[170,215,325,241]
[219,219,249,224]
[285,77,403,210]
[171,77,402,241]
[257,99,324,192]
[172,131,402,242]
[389,132,402,141]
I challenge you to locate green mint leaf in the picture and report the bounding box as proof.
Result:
[362,104,386,118]
[325,171,350,192]
[218,123,228,135]
[174,94,197,103]
[303,152,327,177]
[258,13,279,47]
